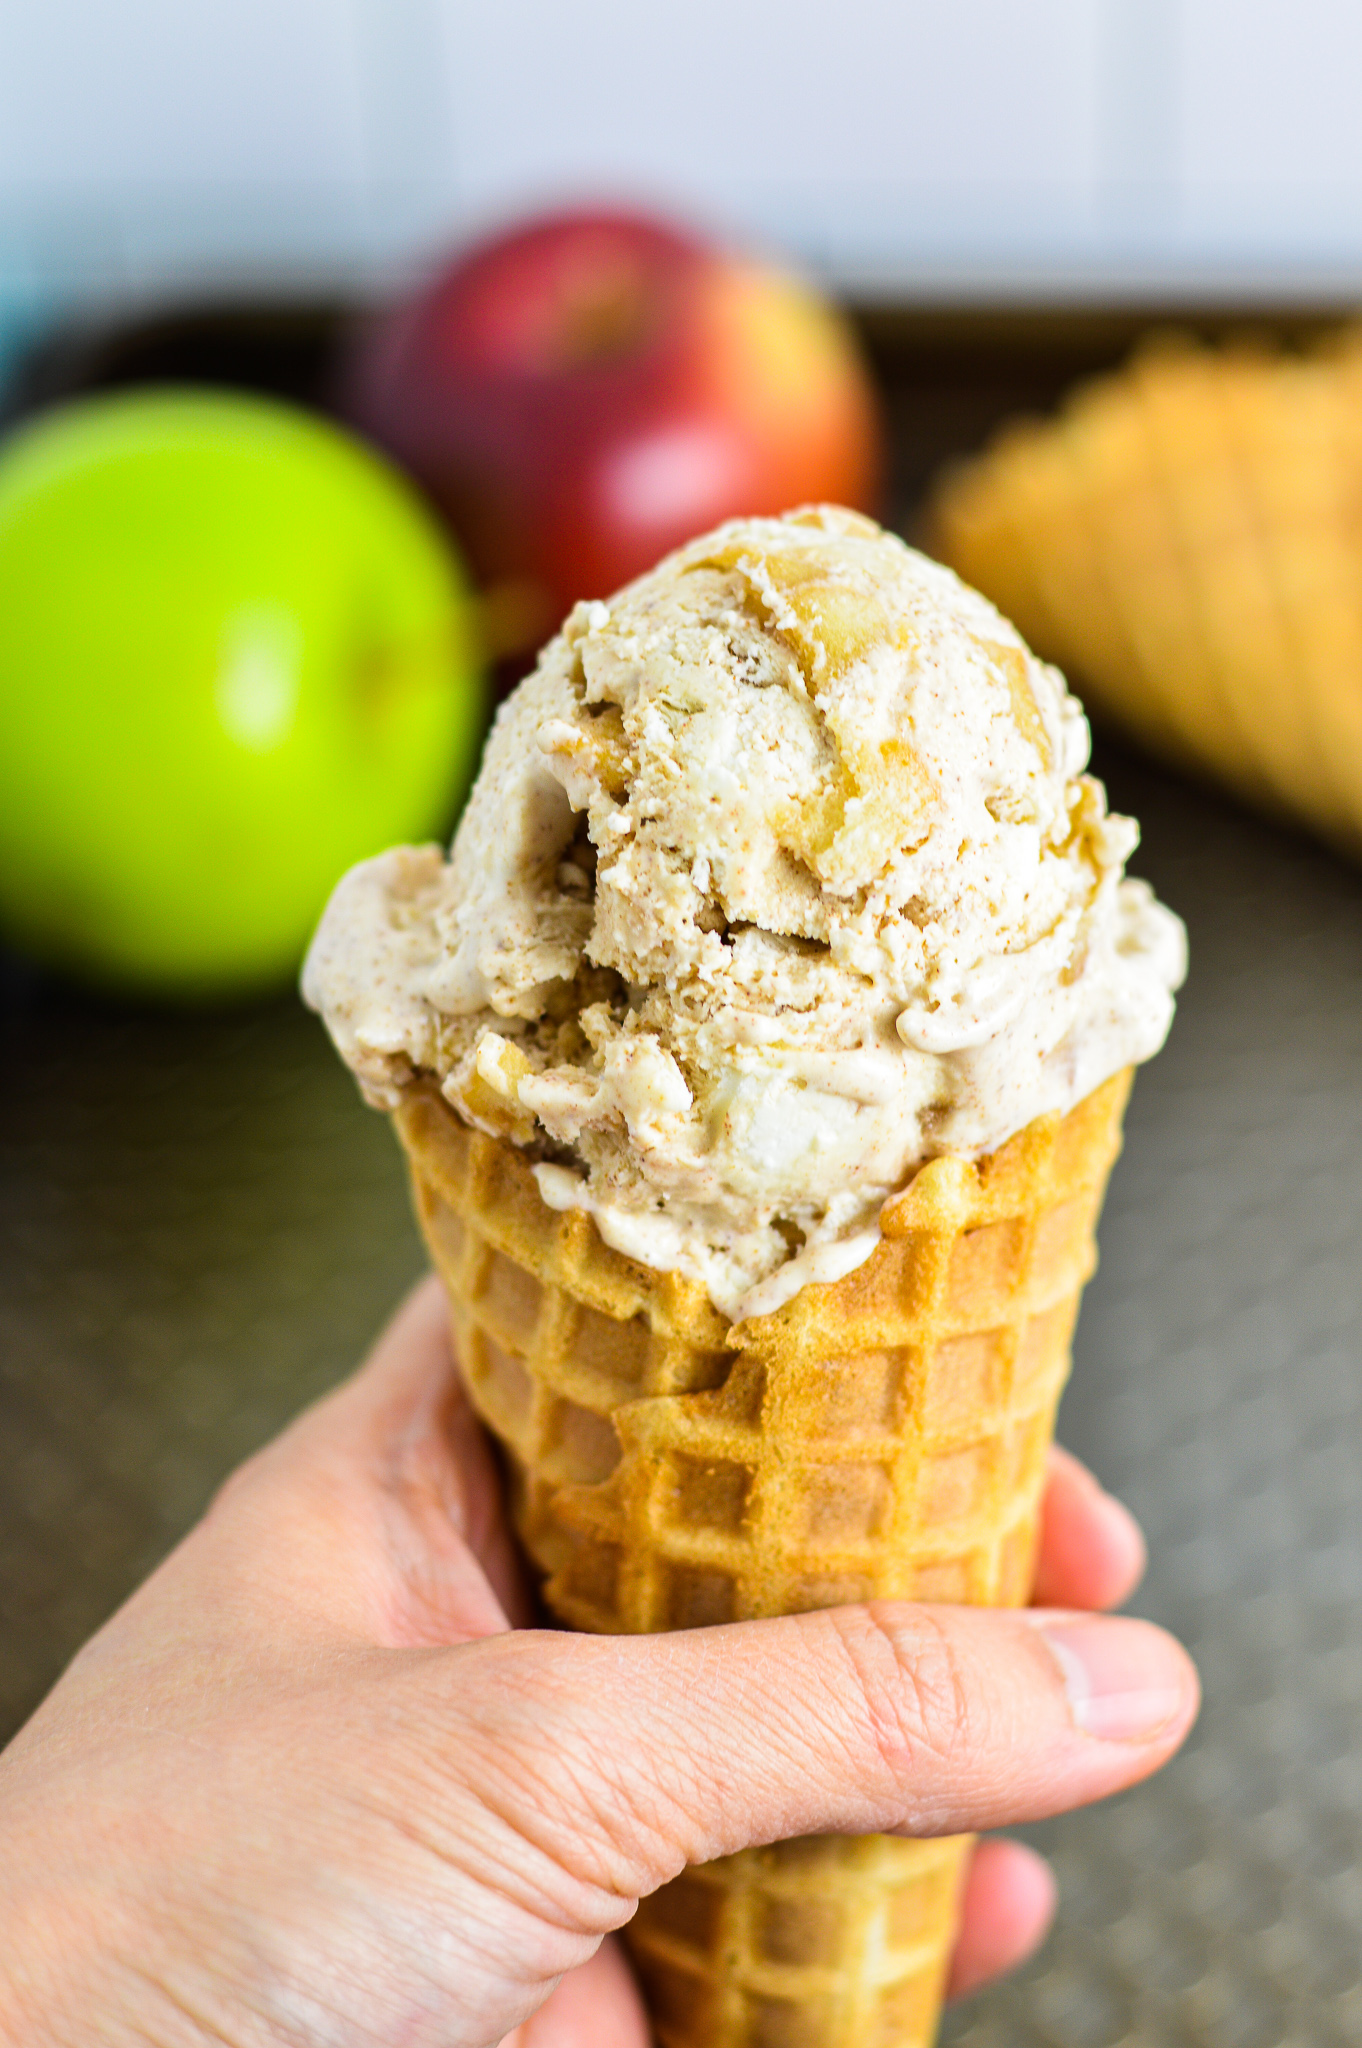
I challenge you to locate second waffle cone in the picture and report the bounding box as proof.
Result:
[928,331,1362,861]
[396,1066,1131,2048]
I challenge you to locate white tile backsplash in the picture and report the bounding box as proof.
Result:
[1,0,1361,312]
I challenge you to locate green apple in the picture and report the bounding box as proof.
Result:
[0,387,483,996]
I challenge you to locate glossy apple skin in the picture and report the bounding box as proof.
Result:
[0,389,483,996]
[341,209,883,637]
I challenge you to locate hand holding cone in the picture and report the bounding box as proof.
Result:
[398,1069,1130,2048]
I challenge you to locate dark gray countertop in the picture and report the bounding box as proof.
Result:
[953,747,1362,2048]
[5,737,1362,2047]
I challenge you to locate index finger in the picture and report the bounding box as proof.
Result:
[1031,1444,1146,1613]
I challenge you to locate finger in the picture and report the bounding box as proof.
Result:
[432,1602,1199,1902]
[334,1275,535,1629]
[211,1274,456,1491]
[197,1277,531,1645]
[947,1838,1056,2001]
[331,1271,460,1424]
[1032,1446,1146,1612]
[321,1275,533,1623]
[499,1939,650,2048]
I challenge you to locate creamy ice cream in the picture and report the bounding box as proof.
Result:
[304,506,1185,1319]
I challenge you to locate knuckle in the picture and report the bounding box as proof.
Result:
[457,1634,681,1895]
[827,1605,976,1783]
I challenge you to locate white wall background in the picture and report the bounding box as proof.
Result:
[3,0,1362,318]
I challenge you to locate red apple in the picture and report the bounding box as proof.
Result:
[340,208,883,648]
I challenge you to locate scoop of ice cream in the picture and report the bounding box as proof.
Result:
[304,506,1185,1318]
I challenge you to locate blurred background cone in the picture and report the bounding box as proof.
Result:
[928,329,1362,865]
[394,1068,1132,2048]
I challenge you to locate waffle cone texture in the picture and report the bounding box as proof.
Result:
[929,331,1362,862]
[395,1067,1132,2048]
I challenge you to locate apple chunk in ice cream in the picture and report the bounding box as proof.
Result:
[304,505,1184,1321]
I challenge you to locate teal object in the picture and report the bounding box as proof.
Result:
[0,388,484,996]
[0,298,46,411]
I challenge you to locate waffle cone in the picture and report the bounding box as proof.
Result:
[928,331,1362,862]
[394,1068,1132,2048]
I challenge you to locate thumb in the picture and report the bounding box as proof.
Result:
[433,1602,1198,1903]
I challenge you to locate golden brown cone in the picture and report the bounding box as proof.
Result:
[395,1067,1132,2048]
[927,330,1362,863]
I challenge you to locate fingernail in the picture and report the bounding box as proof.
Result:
[1033,1617,1187,1742]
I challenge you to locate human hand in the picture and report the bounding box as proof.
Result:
[0,1277,1196,2048]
